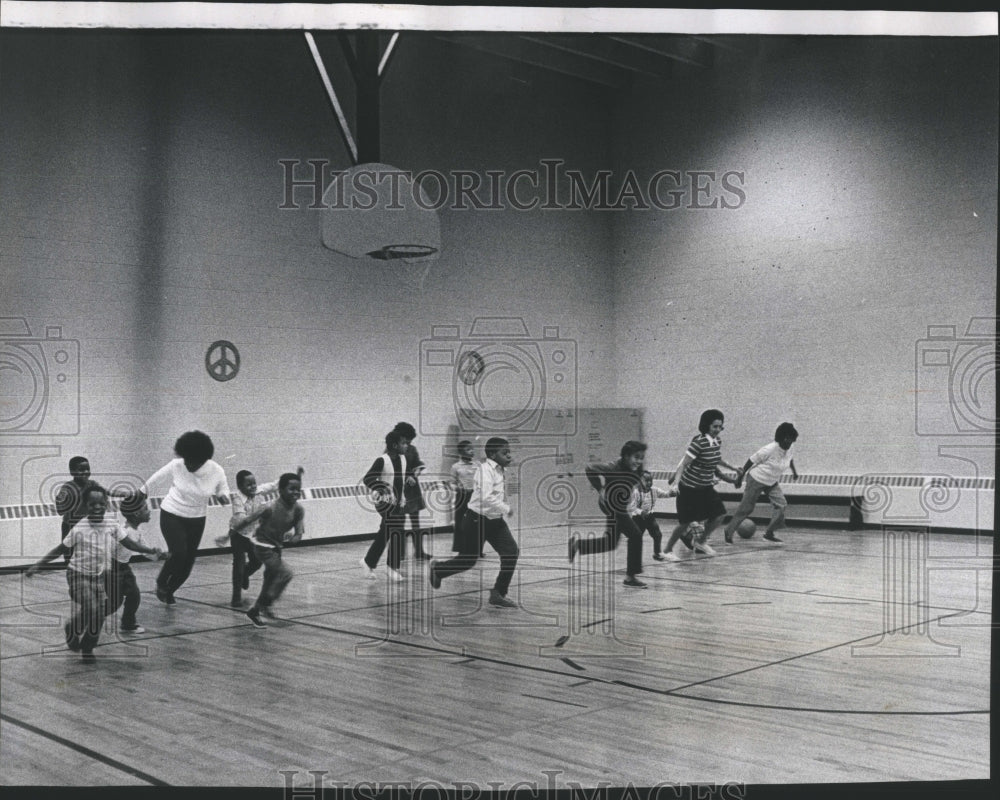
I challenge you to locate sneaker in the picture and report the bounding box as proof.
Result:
[230,595,244,608]
[428,559,441,590]
[623,576,648,588]
[763,533,783,543]
[488,589,517,608]
[120,623,145,634]
[359,558,377,580]
[694,542,717,556]
[652,553,666,561]
[387,568,404,582]
[724,530,734,544]
[568,534,579,564]
[662,551,681,562]
[246,608,266,628]
[259,606,275,619]
[64,622,81,652]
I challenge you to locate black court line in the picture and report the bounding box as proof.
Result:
[1,713,171,785]
[561,657,586,671]
[581,617,612,629]
[644,608,985,708]
[816,601,870,605]
[610,685,990,717]
[720,601,772,606]
[520,693,589,708]
[640,606,683,614]
[566,679,595,687]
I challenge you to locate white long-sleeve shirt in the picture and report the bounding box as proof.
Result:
[467,458,509,519]
[143,458,229,518]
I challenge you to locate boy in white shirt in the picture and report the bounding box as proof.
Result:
[27,487,163,660]
[429,437,519,608]
[724,423,799,544]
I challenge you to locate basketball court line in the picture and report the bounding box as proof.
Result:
[1,595,986,784]
[0,713,171,786]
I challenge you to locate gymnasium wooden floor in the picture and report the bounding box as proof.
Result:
[0,525,991,788]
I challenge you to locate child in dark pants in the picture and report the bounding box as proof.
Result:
[631,470,677,561]
[394,422,430,560]
[429,437,519,608]
[450,439,479,553]
[104,493,156,634]
[361,429,410,582]
[217,466,303,607]
[571,440,648,587]
[232,473,305,628]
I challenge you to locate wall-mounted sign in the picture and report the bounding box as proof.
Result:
[206,340,240,382]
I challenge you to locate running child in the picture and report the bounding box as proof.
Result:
[360,429,410,582]
[450,439,479,553]
[216,466,304,607]
[569,441,649,587]
[104,492,156,634]
[630,470,677,562]
[724,423,799,544]
[429,437,519,608]
[26,487,163,660]
[232,473,305,628]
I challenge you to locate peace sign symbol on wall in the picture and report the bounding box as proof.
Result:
[205,340,240,382]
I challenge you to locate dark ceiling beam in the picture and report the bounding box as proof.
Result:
[519,34,674,79]
[609,35,713,69]
[355,30,381,163]
[438,34,628,89]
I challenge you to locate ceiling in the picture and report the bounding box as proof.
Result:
[431,32,746,90]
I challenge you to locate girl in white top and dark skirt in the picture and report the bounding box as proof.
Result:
[141,431,230,604]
